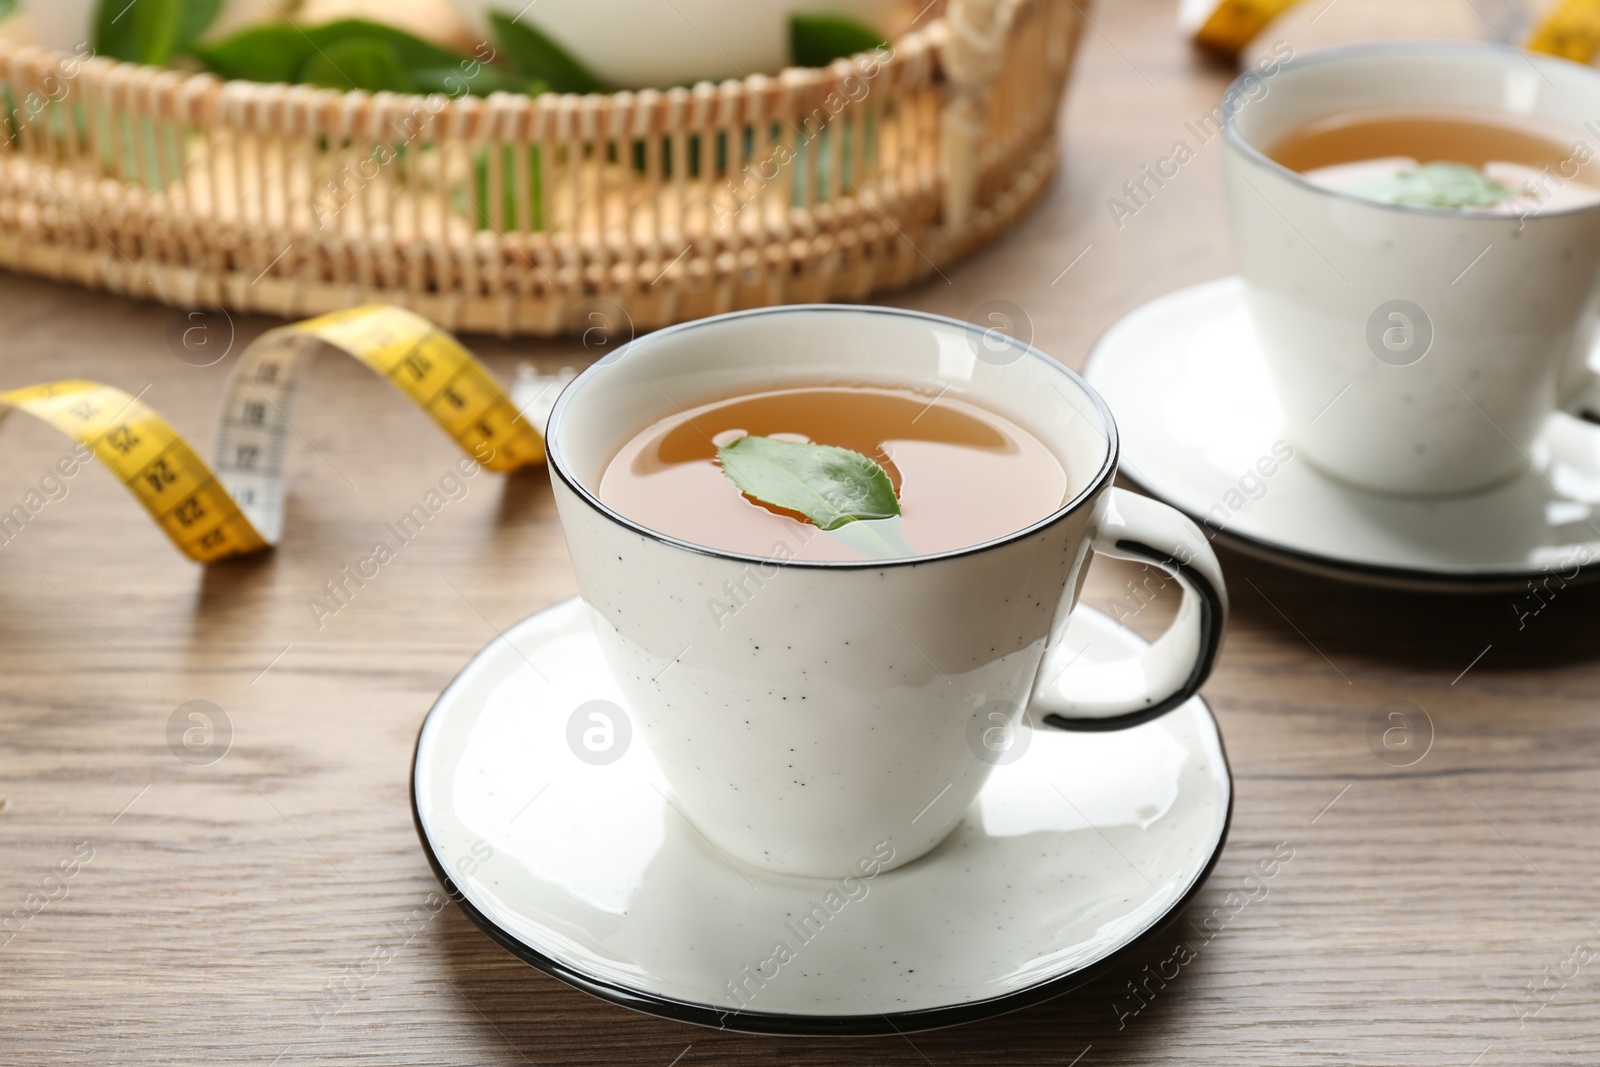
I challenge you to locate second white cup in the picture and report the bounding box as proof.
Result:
[1224,42,1600,496]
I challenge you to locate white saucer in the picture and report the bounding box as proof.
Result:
[1085,277,1600,590]
[411,598,1232,1035]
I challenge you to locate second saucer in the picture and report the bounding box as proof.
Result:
[1084,277,1600,590]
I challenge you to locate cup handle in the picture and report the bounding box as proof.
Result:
[1030,488,1229,732]
[1561,363,1600,425]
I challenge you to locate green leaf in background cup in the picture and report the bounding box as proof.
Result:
[717,435,900,531]
[790,11,886,68]
[299,37,409,93]
[489,12,606,94]
[1348,161,1516,209]
[0,0,15,21]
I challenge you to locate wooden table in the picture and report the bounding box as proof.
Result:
[4,3,1598,1063]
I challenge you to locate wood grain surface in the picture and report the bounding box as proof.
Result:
[4,2,1598,1064]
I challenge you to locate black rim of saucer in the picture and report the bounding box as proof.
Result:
[408,601,1235,1036]
[1120,464,1600,593]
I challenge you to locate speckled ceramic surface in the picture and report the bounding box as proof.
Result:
[411,597,1232,1035]
[1223,42,1600,497]
[1085,278,1600,590]
[544,304,1228,879]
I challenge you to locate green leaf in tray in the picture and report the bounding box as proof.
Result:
[194,19,477,90]
[304,20,471,72]
[1348,161,1516,209]
[410,64,533,98]
[178,0,224,44]
[470,143,545,232]
[299,37,409,93]
[0,0,16,21]
[95,0,145,62]
[111,4,555,100]
[133,0,183,65]
[489,11,606,94]
[790,11,887,69]
[717,435,900,532]
[94,0,223,64]
[191,23,315,83]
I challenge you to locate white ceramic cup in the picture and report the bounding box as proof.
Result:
[1224,42,1600,496]
[545,305,1229,878]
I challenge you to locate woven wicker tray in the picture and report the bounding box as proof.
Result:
[0,0,1082,336]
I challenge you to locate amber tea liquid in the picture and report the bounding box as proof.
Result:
[1266,107,1600,211]
[598,383,1071,562]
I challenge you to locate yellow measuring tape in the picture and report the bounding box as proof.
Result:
[1179,0,1304,56]
[0,305,556,563]
[1527,0,1600,62]
[1182,0,1600,63]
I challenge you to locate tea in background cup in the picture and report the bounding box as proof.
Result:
[1224,42,1600,496]
[546,306,1228,878]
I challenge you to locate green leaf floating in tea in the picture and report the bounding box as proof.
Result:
[1348,161,1516,209]
[717,435,899,531]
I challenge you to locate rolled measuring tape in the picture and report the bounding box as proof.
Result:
[1178,0,1304,56]
[1183,0,1600,64]
[1527,0,1600,63]
[0,305,564,564]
